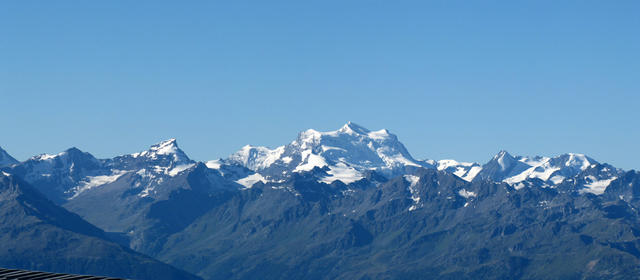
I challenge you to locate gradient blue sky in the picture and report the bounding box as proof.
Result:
[1,1,638,169]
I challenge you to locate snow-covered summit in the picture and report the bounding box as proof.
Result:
[130,138,190,163]
[224,122,431,185]
[436,159,482,182]
[5,147,108,203]
[471,150,620,188]
[107,138,195,178]
[226,145,285,171]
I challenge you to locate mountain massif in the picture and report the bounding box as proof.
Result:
[1,122,639,279]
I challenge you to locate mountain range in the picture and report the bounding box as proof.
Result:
[1,122,638,279]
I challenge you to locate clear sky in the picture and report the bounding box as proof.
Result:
[1,1,638,169]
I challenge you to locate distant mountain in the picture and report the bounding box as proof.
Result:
[0,172,200,280]
[1,123,638,279]
[220,122,432,187]
[155,168,640,279]
[435,159,482,182]
[7,147,109,204]
[474,151,619,185]
[4,139,240,255]
[0,147,17,167]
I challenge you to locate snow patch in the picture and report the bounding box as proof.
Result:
[512,182,526,190]
[205,160,221,169]
[550,175,565,184]
[320,163,363,184]
[281,156,293,164]
[404,175,422,211]
[228,145,285,170]
[151,139,178,155]
[34,153,59,161]
[580,176,617,195]
[437,159,473,170]
[462,166,482,182]
[294,150,328,172]
[367,129,391,140]
[321,146,347,153]
[458,189,477,198]
[167,163,195,176]
[236,173,267,188]
[70,170,129,199]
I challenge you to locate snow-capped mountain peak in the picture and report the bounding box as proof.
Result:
[560,153,594,169]
[436,159,482,182]
[493,150,518,172]
[474,150,618,188]
[131,138,190,162]
[334,121,394,141]
[227,145,285,171]
[150,138,179,155]
[224,122,430,186]
[338,121,372,135]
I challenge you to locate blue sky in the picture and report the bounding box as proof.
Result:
[1,1,638,169]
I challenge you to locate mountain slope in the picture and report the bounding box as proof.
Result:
[5,147,109,204]
[0,147,18,167]
[155,168,640,279]
[0,172,200,280]
[3,139,241,255]
[62,141,240,255]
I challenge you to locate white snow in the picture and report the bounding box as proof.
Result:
[458,189,477,198]
[224,122,426,176]
[436,160,481,182]
[462,166,482,182]
[404,175,420,187]
[167,163,195,176]
[502,154,588,185]
[496,152,510,171]
[205,160,222,169]
[139,187,154,198]
[404,175,422,211]
[320,163,363,184]
[566,153,591,170]
[321,145,347,153]
[550,175,565,184]
[228,145,285,170]
[367,129,391,140]
[70,170,129,199]
[294,150,328,172]
[512,182,527,190]
[437,159,474,170]
[151,139,178,155]
[281,156,293,164]
[236,173,267,188]
[378,150,421,168]
[34,153,59,161]
[503,165,559,184]
[580,176,618,195]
